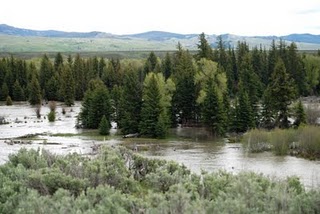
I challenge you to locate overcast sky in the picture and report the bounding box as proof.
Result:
[1,0,320,36]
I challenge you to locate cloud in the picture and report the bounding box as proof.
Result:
[296,8,320,15]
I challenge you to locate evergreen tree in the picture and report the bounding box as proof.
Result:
[161,52,173,80]
[28,76,42,105]
[4,66,14,97]
[144,51,158,74]
[45,75,60,101]
[139,74,161,137]
[268,58,296,128]
[54,52,64,72]
[227,47,239,96]
[172,47,197,126]
[202,78,226,136]
[12,80,25,101]
[260,89,275,129]
[196,33,213,61]
[236,41,250,71]
[6,95,12,106]
[99,115,110,135]
[118,68,142,134]
[0,82,9,101]
[60,65,75,106]
[293,100,306,128]
[287,42,307,96]
[79,85,111,129]
[267,40,278,86]
[102,58,122,89]
[232,88,254,133]
[73,54,86,100]
[98,57,106,78]
[214,36,229,69]
[48,111,56,122]
[39,54,54,100]
[139,73,170,138]
[155,111,169,138]
[0,59,7,90]
[251,45,268,88]
[238,53,263,125]
[110,85,123,124]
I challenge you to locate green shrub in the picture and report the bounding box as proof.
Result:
[242,129,271,152]
[269,128,296,156]
[1,147,320,213]
[6,96,12,106]
[298,126,320,159]
[48,111,55,122]
[98,115,110,135]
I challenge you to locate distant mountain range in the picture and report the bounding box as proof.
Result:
[1,24,320,52]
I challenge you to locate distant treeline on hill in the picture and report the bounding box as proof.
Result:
[1,34,320,137]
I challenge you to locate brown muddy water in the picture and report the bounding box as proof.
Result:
[0,102,319,189]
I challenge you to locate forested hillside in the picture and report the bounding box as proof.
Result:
[1,34,320,137]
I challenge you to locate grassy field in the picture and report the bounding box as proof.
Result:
[0,34,196,53]
[1,33,320,53]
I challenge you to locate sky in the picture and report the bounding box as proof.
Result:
[1,0,320,36]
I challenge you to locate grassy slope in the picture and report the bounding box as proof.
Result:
[2,34,320,53]
[0,34,198,52]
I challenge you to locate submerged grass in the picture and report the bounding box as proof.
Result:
[243,126,320,159]
[242,129,271,153]
[269,128,297,156]
[298,126,320,159]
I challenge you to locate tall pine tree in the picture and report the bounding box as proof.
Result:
[202,77,226,136]
[268,58,296,128]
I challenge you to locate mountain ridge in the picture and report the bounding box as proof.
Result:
[1,24,320,52]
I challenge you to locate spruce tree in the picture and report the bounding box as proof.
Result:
[162,52,172,80]
[260,89,275,129]
[6,96,12,105]
[202,78,226,136]
[0,83,9,101]
[99,115,110,135]
[232,88,254,133]
[172,47,197,126]
[293,100,306,128]
[139,73,172,138]
[139,74,162,137]
[73,54,86,100]
[144,51,158,74]
[54,52,64,72]
[79,85,111,129]
[196,33,214,61]
[61,65,75,106]
[39,54,54,100]
[45,75,60,101]
[287,42,307,96]
[12,80,25,101]
[118,69,142,134]
[268,58,296,128]
[28,76,42,105]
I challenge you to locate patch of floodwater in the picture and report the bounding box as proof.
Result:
[136,141,320,189]
[0,102,81,139]
[0,135,122,165]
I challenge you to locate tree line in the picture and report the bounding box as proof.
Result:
[1,34,320,137]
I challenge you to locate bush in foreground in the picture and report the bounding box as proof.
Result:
[0,147,319,213]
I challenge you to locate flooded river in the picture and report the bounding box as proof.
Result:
[0,102,319,189]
